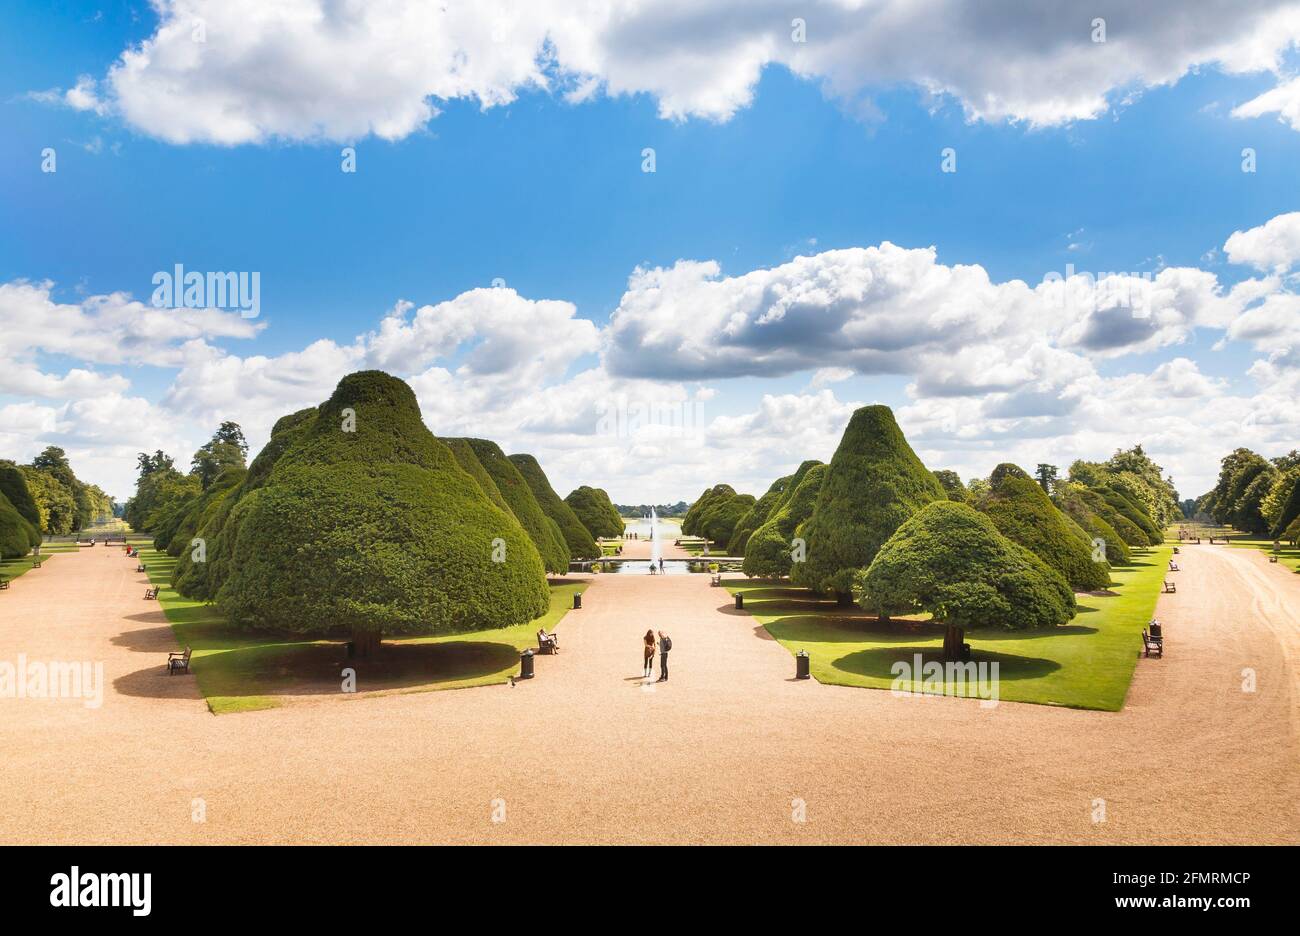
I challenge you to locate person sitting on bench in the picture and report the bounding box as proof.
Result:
[1168,558,1180,571]
[537,628,558,653]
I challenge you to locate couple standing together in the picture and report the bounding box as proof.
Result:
[642,629,671,682]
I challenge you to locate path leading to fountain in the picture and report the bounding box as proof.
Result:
[0,542,1295,843]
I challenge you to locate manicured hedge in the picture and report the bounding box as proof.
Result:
[0,464,42,541]
[208,371,549,644]
[978,465,1111,591]
[856,500,1076,629]
[453,439,570,574]
[0,491,39,558]
[797,406,945,596]
[682,484,736,536]
[508,453,600,559]
[565,485,625,540]
[743,462,826,578]
[727,474,791,555]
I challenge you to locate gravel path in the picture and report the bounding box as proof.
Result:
[0,541,1295,843]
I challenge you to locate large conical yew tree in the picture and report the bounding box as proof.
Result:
[451,439,570,574]
[212,371,549,655]
[727,474,791,555]
[978,463,1112,591]
[744,462,826,577]
[508,453,600,559]
[798,406,945,601]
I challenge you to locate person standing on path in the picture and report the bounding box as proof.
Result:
[657,630,672,682]
[643,629,656,678]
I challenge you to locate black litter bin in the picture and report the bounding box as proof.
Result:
[796,650,810,680]
[573,592,582,610]
[519,649,535,679]
[735,593,744,610]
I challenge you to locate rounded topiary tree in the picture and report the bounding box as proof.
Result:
[214,371,549,655]
[507,453,600,559]
[564,485,625,540]
[683,484,736,537]
[978,464,1111,591]
[698,493,755,548]
[452,439,570,574]
[855,501,1076,654]
[798,406,945,601]
[0,464,43,544]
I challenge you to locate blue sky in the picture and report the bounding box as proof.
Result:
[2,1,1299,502]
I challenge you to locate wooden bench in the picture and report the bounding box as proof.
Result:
[136,563,146,572]
[167,647,192,675]
[710,573,722,586]
[1142,626,1163,658]
[536,628,558,655]
[144,586,160,600]
[31,558,41,569]
[0,577,8,590]
[1269,555,1279,563]
[1168,560,1180,571]
[1163,580,1176,593]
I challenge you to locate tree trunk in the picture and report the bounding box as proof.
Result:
[349,629,382,659]
[942,624,965,662]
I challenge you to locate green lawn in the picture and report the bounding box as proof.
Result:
[727,546,1172,711]
[0,551,57,582]
[1227,535,1300,574]
[136,547,587,714]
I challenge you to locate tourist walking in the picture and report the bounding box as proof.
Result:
[658,558,664,573]
[657,631,672,682]
[643,630,656,677]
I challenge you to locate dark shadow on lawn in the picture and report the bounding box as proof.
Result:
[764,615,942,643]
[833,646,1061,681]
[113,639,522,700]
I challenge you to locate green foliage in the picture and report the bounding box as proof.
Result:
[0,491,40,558]
[1053,481,1131,565]
[18,466,76,535]
[798,406,945,596]
[1269,469,1300,538]
[508,453,599,559]
[855,501,1076,629]
[0,463,42,543]
[149,474,203,552]
[173,410,316,601]
[1098,486,1163,545]
[932,469,967,501]
[682,484,736,536]
[208,371,550,640]
[744,462,826,577]
[453,439,570,573]
[191,433,247,490]
[726,474,791,554]
[978,465,1111,591]
[1283,515,1300,545]
[698,493,755,547]
[1076,487,1148,548]
[444,438,513,515]
[565,485,624,540]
